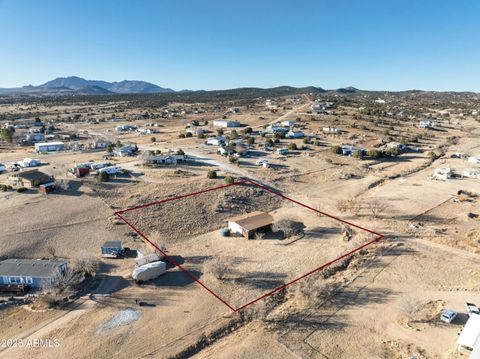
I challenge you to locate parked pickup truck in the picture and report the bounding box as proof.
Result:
[465,302,480,316]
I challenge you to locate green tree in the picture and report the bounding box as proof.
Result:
[176,149,185,155]
[150,136,156,142]
[331,145,342,154]
[367,149,380,158]
[98,171,110,182]
[1,128,14,143]
[207,170,217,179]
[352,150,364,159]
[288,143,298,150]
[224,176,235,184]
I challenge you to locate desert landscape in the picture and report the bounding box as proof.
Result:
[0,84,479,358]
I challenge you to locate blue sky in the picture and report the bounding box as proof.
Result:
[0,0,479,91]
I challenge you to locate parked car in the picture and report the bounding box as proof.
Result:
[465,302,480,316]
[440,309,458,323]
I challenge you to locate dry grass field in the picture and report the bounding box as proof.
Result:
[0,92,479,358]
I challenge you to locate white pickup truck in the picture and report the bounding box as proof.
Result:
[465,302,480,316]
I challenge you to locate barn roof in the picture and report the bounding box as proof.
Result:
[228,211,273,231]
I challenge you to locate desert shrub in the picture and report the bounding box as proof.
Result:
[385,147,400,157]
[367,149,381,158]
[98,171,109,182]
[207,170,217,179]
[352,149,364,159]
[273,219,305,239]
[178,133,186,138]
[51,267,82,294]
[266,138,274,146]
[246,137,255,144]
[288,143,298,150]
[230,130,239,139]
[228,156,238,164]
[185,132,193,137]
[204,257,232,280]
[150,136,156,142]
[314,140,321,146]
[149,230,167,254]
[331,145,342,154]
[293,277,338,307]
[176,148,185,155]
[366,199,387,218]
[224,176,235,184]
[72,251,100,277]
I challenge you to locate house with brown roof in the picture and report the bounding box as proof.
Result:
[9,169,53,188]
[227,211,274,239]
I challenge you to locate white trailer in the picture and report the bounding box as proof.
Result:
[132,261,167,282]
[135,253,164,267]
[98,166,121,175]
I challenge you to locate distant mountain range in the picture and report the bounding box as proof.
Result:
[0,76,175,95]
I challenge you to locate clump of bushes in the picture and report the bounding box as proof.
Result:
[224,176,235,184]
[331,145,342,154]
[0,184,12,192]
[97,171,110,182]
[207,170,217,179]
[288,143,298,150]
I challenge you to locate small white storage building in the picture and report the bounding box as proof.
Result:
[213,120,241,128]
[35,142,65,153]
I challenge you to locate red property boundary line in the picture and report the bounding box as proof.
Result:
[114,179,384,312]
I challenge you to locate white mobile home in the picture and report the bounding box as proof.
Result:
[212,120,241,128]
[467,156,480,165]
[35,142,64,153]
[206,137,226,146]
[419,119,435,129]
[431,167,452,181]
[463,168,480,179]
[323,127,341,134]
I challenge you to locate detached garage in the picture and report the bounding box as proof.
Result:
[227,211,273,240]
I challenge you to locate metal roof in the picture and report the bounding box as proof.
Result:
[102,240,122,248]
[0,259,67,278]
[228,211,273,231]
[17,170,52,181]
[457,313,480,349]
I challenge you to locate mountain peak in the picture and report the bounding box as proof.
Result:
[38,76,174,94]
